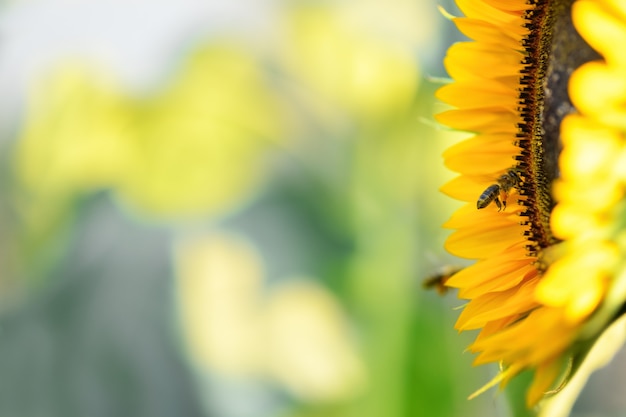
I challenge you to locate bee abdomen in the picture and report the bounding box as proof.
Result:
[477,185,500,209]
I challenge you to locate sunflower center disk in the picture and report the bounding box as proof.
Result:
[516,0,601,259]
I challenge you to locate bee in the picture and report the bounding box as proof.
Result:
[476,169,522,211]
[423,265,464,295]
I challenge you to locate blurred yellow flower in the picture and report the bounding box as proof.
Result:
[17,45,285,220]
[175,233,264,376]
[278,5,419,123]
[119,46,285,216]
[18,68,133,194]
[436,0,626,408]
[265,281,366,402]
[175,233,366,404]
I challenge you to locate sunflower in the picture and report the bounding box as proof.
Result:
[436,0,626,408]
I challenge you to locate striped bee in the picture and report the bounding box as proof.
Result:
[476,169,521,211]
[422,265,464,295]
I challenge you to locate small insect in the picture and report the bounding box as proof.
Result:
[476,169,522,211]
[423,265,464,295]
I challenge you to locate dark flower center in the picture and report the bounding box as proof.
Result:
[515,0,601,258]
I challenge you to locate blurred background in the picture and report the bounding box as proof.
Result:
[0,1,622,417]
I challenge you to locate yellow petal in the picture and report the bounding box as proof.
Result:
[455,0,525,33]
[456,278,539,330]
[443,42,524,81]
[526,358,566,407]
[454,18,520,49]
[573,0,626,67]
[436,108,518,133]
[436,80,518,110]
[445,224,523,259]
[569,62,626,128]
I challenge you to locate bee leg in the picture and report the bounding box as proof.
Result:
[499,191,508,212]
[495,197,502,211]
